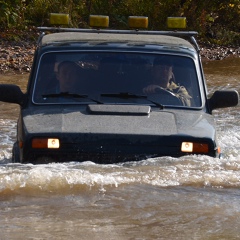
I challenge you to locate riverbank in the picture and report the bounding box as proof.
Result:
[0,38,239,74]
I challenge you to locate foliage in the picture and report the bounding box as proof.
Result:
[0,0,26,27]
[0,0,239,45]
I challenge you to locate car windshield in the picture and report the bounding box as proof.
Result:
[33,52,201,107]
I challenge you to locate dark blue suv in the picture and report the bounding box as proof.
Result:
[0,19,238,163]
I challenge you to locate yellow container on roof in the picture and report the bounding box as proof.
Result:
[167,17,187,29]
[128,16,148,29]
[49,13,70,25]
[89,15,109,28]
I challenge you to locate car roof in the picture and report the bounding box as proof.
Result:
[40,31,195,50]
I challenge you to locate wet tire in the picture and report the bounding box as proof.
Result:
[12,142,20,163]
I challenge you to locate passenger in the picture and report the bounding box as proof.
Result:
[143,57,192,106]
[56,61,80,92]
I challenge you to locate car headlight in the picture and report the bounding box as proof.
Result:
[181,142,209,153]
[32,138,60,149]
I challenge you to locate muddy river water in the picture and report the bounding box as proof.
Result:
[0,57,240,239]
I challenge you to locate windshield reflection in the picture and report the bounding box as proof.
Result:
[33,52,201,107]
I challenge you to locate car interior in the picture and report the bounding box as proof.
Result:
[33,52,201,107]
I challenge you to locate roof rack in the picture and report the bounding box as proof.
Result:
[37,26,197,36]
[37,15,200,52]
[37,27,200,52]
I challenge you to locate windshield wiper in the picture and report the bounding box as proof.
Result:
[42,92,88,98]
[101,92,164,109]
[42,92,102,103]
[101,92,147,99]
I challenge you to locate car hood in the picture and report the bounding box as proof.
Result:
[22,105,215,139]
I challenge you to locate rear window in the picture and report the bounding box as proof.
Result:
[33,52,201,107]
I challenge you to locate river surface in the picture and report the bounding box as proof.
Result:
[0,57,240,239]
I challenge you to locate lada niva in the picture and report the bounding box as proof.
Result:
[0,15,238,164]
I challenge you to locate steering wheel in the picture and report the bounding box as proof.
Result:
[149,86,183,106]
[155,86,177,97]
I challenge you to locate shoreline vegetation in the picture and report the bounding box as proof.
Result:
[0,1,239,74]
[0,35,239,75]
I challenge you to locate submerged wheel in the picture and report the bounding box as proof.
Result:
[12,142,20,163]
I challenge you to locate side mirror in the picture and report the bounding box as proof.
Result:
[208,90,239,112]
[0,84,25,106]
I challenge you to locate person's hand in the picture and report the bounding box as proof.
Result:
[143,84,160,94]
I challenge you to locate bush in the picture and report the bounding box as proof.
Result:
[0,0,239,45]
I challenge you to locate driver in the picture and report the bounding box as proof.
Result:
[143,57,192,106]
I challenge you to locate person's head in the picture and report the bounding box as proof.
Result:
[56,61,79,92]
[152,57,173,88]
